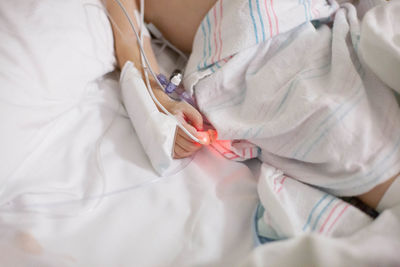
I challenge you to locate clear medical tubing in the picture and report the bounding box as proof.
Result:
[113,0,202,144]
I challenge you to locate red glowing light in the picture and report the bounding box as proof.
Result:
[197,131,210,145]
[196,129,218,145]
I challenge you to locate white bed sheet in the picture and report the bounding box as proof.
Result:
[0,78,258,266]
[0,0,258,266]
[2,0,400,266]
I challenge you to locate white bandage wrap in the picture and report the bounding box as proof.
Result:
[120,61,178,176]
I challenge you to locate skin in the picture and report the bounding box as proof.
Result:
[357,175,397,209]
[138,0,218,53]
[106,0,396,209]
[105,0,216,159]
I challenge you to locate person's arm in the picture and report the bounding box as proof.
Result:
[105,0,204,159]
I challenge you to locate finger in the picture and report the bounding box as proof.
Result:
[174,143,192,159]
[175,133,202,152]
[177,124,200,143]
[182,104,203,130]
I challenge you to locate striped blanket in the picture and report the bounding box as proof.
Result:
[184,0,400,239]
[184,0,338,92]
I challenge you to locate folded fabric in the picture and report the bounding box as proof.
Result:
[184,0,338,94]
[360,0,400,92]
[120,61,184,176]
[255,163,372,241]
[186,0,400,196]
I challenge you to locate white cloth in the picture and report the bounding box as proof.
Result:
[1,0,400,266]
[0,0,259,266]
[120,61,180,176]
[360,0,400,92]
[256,164,372,240]
[242,202,400,267]
[184,0,337,94]
[187,0,400,196]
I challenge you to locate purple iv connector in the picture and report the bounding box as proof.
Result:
[157,71,195,106]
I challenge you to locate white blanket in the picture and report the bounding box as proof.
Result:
[360,0,400,92]
[185,0,400,265]
[1,0,400,266]
[0,0,258,266]
[186,0,400,196]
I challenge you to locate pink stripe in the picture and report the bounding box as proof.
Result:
[217,0,224,61]
[276,176,287,193]
[264,0,273,37]
[273,177,278,191]
[326,204,350,233]
[229,154,239,159]
[270,0,279,35]
[250,148,253,158]
[222,55,233,63]
[311,0,320,18]
[211,6,219,64]
[318,202,342,233]
[222,150,239,159]
[311,0,317,17]
[217,143,233,154]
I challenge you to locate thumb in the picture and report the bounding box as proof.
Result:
[183,105,203,131]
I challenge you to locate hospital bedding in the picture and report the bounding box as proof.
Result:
[188,0,400,265]
[0,0,399,267]
[0,1,257,266]
[186,0,400,196]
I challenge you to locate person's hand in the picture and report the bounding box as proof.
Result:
[166,100,204,159]
[151,85,204,159]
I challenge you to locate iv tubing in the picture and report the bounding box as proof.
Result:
[113,0,201,144]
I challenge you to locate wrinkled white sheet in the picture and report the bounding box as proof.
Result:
[186,0,400,265]
[360,0,400,92]
[0,0,258,266]
[241,205,400,267]
[1,0,400,266]
[188,0,400,197]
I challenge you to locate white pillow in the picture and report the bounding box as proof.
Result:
[0,0,115,180]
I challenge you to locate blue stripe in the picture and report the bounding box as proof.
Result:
[303,193,329,231]
[204,88,247,112]
[249,0,259,44]
[255,0,266,42]
[276,81,295,113]
[253,61,331,139]
[306,0,312,20]
[311,197,336,231]
[301,0,309,21]
[276,63,331,116]
[205,14,212,68]
[292,77,362,159]
[247,25,305,76]
[301,89,364,159]
[325,132,400,189]
[198,21,207,71]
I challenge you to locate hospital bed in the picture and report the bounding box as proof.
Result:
[0,1,258,266]
[0,0,399,266]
